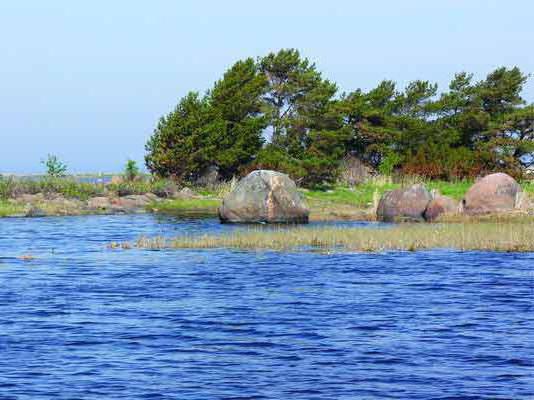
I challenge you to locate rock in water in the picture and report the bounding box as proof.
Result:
[424,195,459,221]
[377,184,432,222]
[219,170,309,224]
[463,173,522,215]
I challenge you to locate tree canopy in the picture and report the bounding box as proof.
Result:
[146,49,533,186]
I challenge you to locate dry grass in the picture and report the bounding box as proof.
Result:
[437,212,534,224]
[307,201,376,221]
[120,223,534,253]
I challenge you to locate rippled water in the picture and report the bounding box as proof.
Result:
[0,215,532,399]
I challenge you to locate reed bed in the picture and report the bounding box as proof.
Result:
[123,223,534,252]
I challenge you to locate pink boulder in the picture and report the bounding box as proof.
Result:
[377,184,432,222]
[462,173,522,215]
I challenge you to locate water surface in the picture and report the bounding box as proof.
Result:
[0,215,532,399]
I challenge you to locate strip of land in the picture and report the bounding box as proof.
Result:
[118,222,534,252]
[1,176,534,221]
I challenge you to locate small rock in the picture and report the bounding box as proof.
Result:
[87,197,112,210]
[111,195,151,212]
[17,193,44,204]
[424,195,459,221]
[25,206,47,217]
[144,193,160,202]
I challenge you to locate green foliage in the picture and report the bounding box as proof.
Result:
[42,154,68,177]
[303,183,399,208]
[425,180,473,200]
[145,92,215,181]
[248,145,306,182]
[0,200,24,217]
[124,159,140,182]
[378,152,402,175]
[340,65,532,179]
[259,49,338,155]
[146,58,267,182]
[209,58,268,177]
[146,49,533,185]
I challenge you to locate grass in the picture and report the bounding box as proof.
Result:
[0,176,179,200]
[147,198,220,216]
[1,173,532,220]
[191,181,234,198]
[124,222,534,252]
[0,200,25,217]
[522,180,534,195]
[303,183,395,208]
[0,177,105,200]
[425,180,473,200]
[302,178,474,209]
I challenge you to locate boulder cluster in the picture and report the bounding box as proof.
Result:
[377,173,525,222]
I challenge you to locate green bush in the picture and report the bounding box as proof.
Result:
[124,159,140,182]
[146,50,533,184]
[378,152,402,175]
[246,145,306,181]
[42,154,68,177]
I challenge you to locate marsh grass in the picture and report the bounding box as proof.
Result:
[124,222,534,252]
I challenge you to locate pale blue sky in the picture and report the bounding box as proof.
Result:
[1,0,533,173]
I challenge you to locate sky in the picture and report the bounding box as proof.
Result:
[1,0,533,173]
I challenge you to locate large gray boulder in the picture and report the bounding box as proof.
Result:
[463,173,523,215]
[219,170,309,223]
[377,184,432,222]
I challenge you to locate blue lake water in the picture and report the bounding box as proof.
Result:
[0,214,532,399]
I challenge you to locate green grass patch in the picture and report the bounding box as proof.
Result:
[303,179,488,207]
[148,198,220,216]
[522,181,534,194]
[425,180,473,200]
[303,183,399,208]
[0,200,25,217]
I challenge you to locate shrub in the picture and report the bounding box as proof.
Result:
[107,178,179,198]
[402,144,483,180]
[42,154,68,177]
[124,160,140,182]
[378,152,402,176]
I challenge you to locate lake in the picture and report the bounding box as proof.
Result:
[0,215,532,399]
